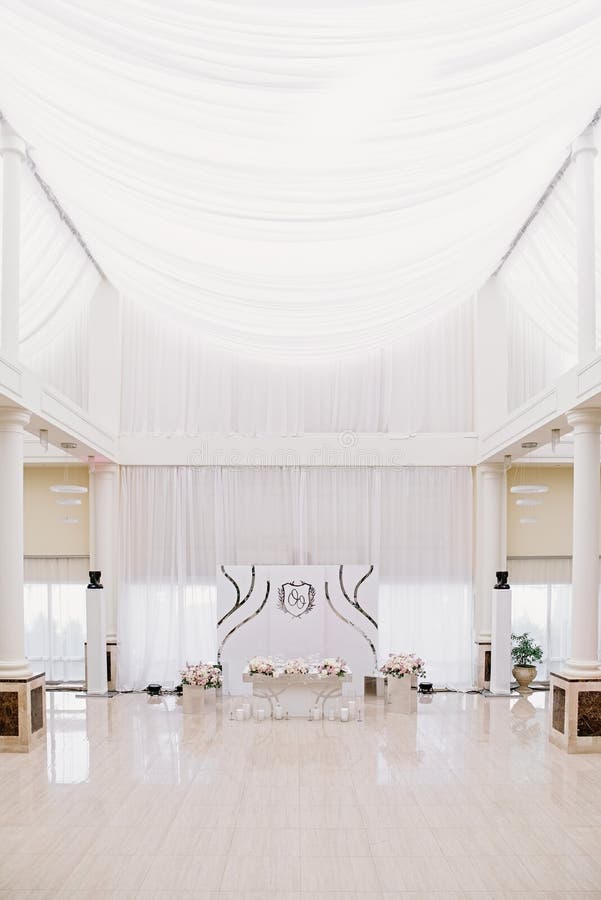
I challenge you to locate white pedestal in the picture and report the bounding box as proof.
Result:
[385,675,416,714]
[85,587,107,695]
[183,685,206,714]
[490,588,512,695]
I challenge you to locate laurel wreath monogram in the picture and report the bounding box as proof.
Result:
[278,582,316,618]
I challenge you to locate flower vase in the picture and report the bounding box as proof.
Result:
[386,675,415,714]
[183,684,205,715]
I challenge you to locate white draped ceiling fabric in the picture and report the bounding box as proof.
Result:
[1,1,601,365]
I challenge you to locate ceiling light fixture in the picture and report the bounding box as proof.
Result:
[56,498,82,506]
[516,498,543,507]
[510,485,549,494]
[50,464,88,496]
[521,441,538,449]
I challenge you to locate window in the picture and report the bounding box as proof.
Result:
[24,557,89,683]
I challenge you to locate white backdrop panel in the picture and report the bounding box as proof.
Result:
[217,564,378,695]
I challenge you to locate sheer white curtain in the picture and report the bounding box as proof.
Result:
[24,557,89,682]
[119,466,473,690]
[118,468,218,691]
[120,298,473,435]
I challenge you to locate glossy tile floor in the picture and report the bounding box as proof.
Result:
[1,689,601,899]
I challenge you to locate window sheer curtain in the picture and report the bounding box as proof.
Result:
[119,466,473,690]
[508,557,573,679]
[24,557,89,682]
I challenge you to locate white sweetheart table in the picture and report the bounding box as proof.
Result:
[243,671,352,718]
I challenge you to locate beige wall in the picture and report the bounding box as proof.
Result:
[507,465,573,557]
[24,466,89,557]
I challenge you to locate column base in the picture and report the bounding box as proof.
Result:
[475,640,491,690]
[549,671,601,754]
[85,641,118,692]
[0,673,46,753]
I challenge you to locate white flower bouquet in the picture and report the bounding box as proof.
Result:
[181,662,223,689]
[317,656,350,677]
[380,652,425,679]
[283,657,309,675]
[248,656,275,676]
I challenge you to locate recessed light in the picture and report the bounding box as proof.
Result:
[60,441,78,449]
[521,441,538,449]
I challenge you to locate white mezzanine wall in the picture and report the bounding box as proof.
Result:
[118,466,473,692]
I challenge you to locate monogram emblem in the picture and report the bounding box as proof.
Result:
[277,581,316,618]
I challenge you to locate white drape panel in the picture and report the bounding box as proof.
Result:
[500,128,601,410]
[0,163,100,406]
[120,299,473,435]
[24,556,89,682]
[119,466,473,690]
[2,3,601,353]
[22,301,90,409]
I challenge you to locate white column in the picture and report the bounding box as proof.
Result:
[475,463,506,642]
[563,408,601,675]
[0,121,26,360]
[90,463,119,641]
[0,407,32,678]
[573,126,598,361]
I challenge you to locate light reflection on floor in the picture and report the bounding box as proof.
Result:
[0,688,600,897]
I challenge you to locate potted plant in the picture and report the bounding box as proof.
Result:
[511,633,543,694]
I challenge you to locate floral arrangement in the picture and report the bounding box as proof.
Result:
[318,656,350,677]
[248,656,275,676]
[283,657,309,675]
[380,652,426,679]
[181,662,223,689]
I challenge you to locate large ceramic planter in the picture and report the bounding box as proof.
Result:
[183,684,206,714]
[512,665,537,694]
[385,674,416,714]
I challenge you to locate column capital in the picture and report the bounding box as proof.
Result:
[94,462,119,478]
[477,461,505,478]
[566,407,601,431]
[0,406,30,432]
[572,125,598,159]
[0,120,26,158]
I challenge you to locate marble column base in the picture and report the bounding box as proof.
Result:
[475,640,491,690]
[0,673,46,753]
[549,671,601,754]
[84,641,118,692]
